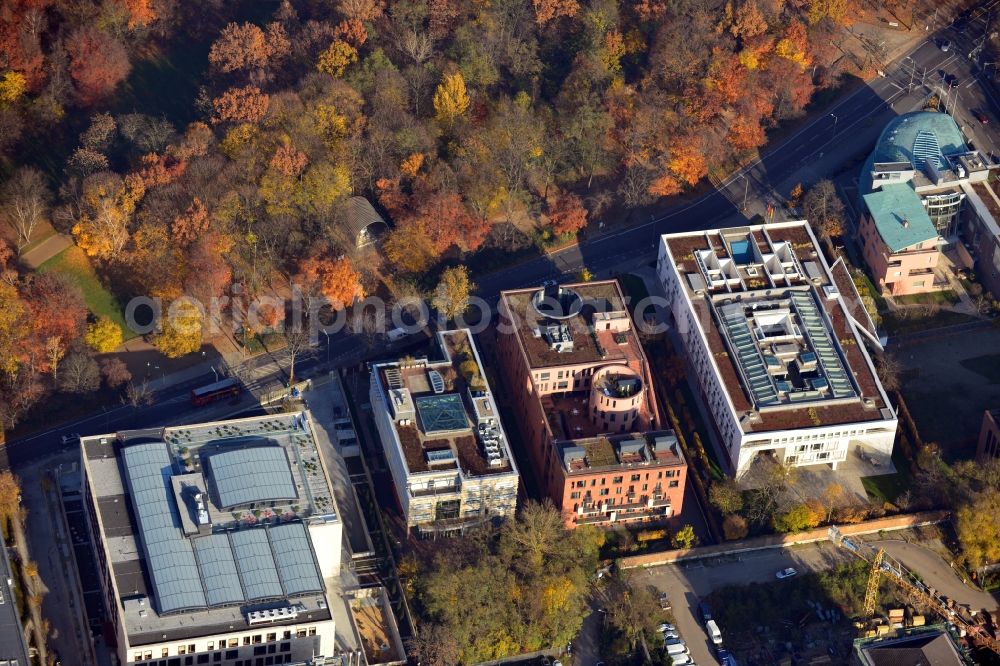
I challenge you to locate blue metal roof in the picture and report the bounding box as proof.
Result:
[122,443,208,614]
[230,529,284,601]
[269,523,325,596]
[192,534,244,606]
[207,445,297,509]
[862,184,938,253]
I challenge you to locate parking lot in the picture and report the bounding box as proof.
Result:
[642,543,851,665]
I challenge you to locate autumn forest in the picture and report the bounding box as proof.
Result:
[0,0,859,429]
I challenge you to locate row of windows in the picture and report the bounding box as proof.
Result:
[132,651,292,666]
[135,630,313,663]
[572,470,679,488]
[570,480,680,499]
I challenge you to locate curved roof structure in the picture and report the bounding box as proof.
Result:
[207,445,297,509]
[345,196,389,248]
[870,112,966,168]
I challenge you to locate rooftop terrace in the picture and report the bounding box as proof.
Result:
[501,281,639,369]
[560,431,685,474]
[374,330,515,478]
[663,222,890,433]
[82,412,337,644]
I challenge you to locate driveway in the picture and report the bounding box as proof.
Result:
[874,539,998,614]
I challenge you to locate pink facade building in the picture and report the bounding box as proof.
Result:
[497,281,687,528]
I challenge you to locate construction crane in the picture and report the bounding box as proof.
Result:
[828,527,1000,656]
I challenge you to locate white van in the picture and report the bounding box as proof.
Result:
[706,619,723,646]
[670,656,692,666]
[387,327,408,343]
[665,642,690,656]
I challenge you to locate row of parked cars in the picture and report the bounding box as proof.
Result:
[697,602,737,666]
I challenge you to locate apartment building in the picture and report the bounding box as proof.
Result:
[80,412,344,666]
[858,111,995,295]
[497,280,687,528]
[369,329,519,536]
[658,221,897,478]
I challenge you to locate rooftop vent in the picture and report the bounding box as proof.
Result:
[541,323,574,353]
[901,217,910,228]
[247,606,301,626]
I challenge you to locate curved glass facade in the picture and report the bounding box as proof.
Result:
[923,191,964,233]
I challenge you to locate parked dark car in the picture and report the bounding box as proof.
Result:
[699,600,713,624]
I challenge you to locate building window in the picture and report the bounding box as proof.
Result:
[630,474,640,481]
[207,643,215,651]
[668,480,679,488]
[599,488,609,496]
[613,476,623,483]
[811,443,822,451]
[308,627,317,636]
[253,635,262,644]
[570,491,580,499]
[164,649,171,658]
[913,280,925,288]
[267,633,276,642]
[226,651,238,660]
[296,629,307,638]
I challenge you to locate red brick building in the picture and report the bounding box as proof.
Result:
[497,280,687,528]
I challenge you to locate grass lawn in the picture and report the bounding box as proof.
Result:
[959,353,1000,384]
[883,310,977,336]
[39,246,135,338]
[892,290,960,306]
[861,450,913,504]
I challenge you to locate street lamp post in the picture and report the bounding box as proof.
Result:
[322,329,330,364]
[740,174,750,213]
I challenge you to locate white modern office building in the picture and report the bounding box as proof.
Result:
[81,412,343,666]
[369,329,520,535]
[658,221,897,477]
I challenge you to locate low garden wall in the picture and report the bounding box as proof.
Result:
[620,510,950,568]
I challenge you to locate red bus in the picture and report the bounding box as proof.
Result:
[191,377,241,406]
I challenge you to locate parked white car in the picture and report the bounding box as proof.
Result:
[776,567,798,579]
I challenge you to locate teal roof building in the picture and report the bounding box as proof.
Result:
[861,184,937,253]
[859,112,970,243]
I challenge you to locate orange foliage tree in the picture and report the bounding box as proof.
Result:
[66,26,131,105]
[548,193,588,235]
[171,198,210,246]
[212,86,270,124]
[296,255,364,309]
[532,0,580,26]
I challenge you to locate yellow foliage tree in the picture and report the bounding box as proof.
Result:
[309,104,350,147]
[317,40,358,77]
[0,71,26,105]
[85,316,124,353]
[433,72,471,125]
[153,299,203,358]
[72,175,145,261]
[0,472,20,521]
[400,153,425,178]
[807,0,850,25]
[432,266,475,321]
